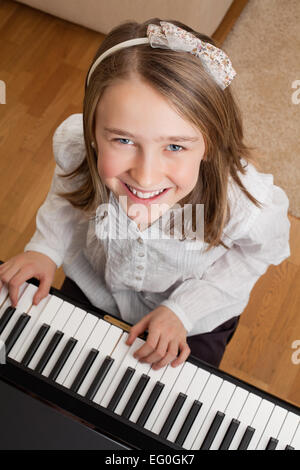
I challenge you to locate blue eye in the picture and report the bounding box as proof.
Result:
[114,138,133,145]
[167,144,184,152]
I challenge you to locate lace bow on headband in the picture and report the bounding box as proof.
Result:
[147,22,236,90]
[87,21,236,89]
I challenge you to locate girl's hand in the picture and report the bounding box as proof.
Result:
[126,305,191,370]
[0,251,57,307]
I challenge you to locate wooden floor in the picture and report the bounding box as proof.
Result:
[0,0,299,408]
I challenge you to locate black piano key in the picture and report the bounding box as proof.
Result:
[5,313,30,354]
[238,425,255,450]
[48,337,78,381]
[200,411,225,450]
[0,306,15,334]
[266,437,278,450]
[218,418,240,450]
[85,355,114,401]
[285,445,295,450]
[121,374,150,419]
[175,400,202,447]
[107,367,135,412]
[70,348,99,393]
[21,323,50,366]
[136,381,165,427]
[159,393,187,439]
[34,331,64,374]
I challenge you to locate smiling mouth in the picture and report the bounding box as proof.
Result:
[121,181,170,201]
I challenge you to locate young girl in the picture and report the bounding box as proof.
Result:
[0,19,290,370]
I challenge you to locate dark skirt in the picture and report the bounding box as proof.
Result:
[60,276,240,368]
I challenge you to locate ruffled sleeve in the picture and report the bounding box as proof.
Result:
[24,114,87,267]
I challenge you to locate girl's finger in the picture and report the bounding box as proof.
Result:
[152,340,179,370]
[0,263,19,284]
[171,342,191,368]
[33,275,52,305]
[8,266,35,307]
[126,315,150,345]
[139,335,169,365]
[133,329,160,361]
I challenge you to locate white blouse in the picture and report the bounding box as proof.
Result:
[24,114,291,336]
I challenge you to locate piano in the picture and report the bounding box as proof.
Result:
[0,275,299,450]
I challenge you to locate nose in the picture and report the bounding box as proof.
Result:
[129,150,165,189]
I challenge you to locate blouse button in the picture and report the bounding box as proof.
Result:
[137,237,143,244]
[138,253,145,257]
[100,210,108,220]
[137,265,144,270]
[135,276,142,281]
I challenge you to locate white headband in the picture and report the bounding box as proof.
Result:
[87,37,148,86]
[87,21,236,90]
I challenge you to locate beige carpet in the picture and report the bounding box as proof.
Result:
[222,0,300,217]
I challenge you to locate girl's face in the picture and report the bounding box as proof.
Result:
[94,75,206,230]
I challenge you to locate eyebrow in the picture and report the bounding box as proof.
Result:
[104,127,200,143]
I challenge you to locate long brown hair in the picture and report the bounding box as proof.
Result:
[57,17,262,250]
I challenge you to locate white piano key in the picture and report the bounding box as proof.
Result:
[0,282,27,317]
[14,294,63,363]
[27,300,74,369]
[167,367,211,443]
[290,420,300,450]
[63,318,110,389]
[228,392,262,450]
[40,303,83,376]
[113,350,153,416]
[77,324,123,397]
[55,312,99,385]
[143,362,185,432]
[8,294,52,360]
[191,379,235,450]
[92,331,131,404]
[11,282,38,312]
[151,362,197,435]
[129,363,169,424]
[182,374,223,449]
[0,283,35,342]
[256,405,287,449]
[247,399,275,450]
[0,283,8,307]
[210,386,249,450]
[100,338,144,408]
[276,412,300,450]
[0,338,5,364]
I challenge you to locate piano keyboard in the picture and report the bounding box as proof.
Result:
[0,278,299,450]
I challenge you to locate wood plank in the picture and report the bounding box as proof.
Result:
[212,0,249,46]
[288,215,300,266]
